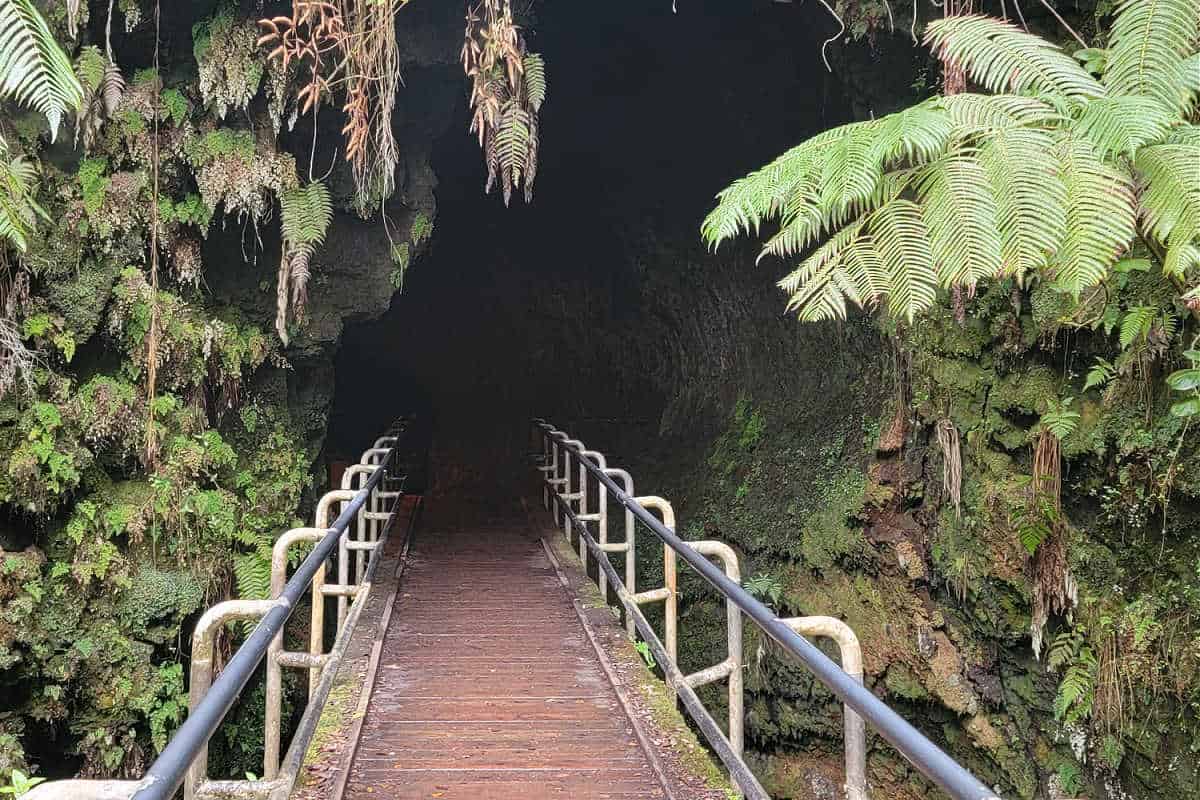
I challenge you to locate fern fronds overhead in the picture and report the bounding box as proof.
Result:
[1072,95,1174,158]
[1104,0,1200,113]
[523,52,546,112]
[923,15,1104,104]
[916,153,1002,287]
[74,46,125,150]
[0,0,85,140]
[704,0,1199,326]
[462,1,547,204]
[1136,143,1200,266]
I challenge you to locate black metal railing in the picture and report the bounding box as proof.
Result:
[535,419,1001,800]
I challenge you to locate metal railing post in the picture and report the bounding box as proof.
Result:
[601,468,635,636]
[683,541,744,758]
[577,449,607,581]
[782,617,867,800]
[630,496,678,670]
[312,490,355,695]
[184,600,274,800]
[264,527,325,779]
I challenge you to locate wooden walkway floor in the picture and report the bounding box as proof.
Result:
[340,504,674,799]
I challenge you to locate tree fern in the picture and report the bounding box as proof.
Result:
[923,15,1104,104]
[0,0,84,140]
[705,0,1196,325]
[1104,0,1199,113]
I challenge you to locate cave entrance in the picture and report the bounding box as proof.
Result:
[326,0,878,497]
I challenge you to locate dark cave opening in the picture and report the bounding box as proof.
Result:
[326,0,875,491]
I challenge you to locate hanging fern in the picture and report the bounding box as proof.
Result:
[0,0,85,140]
[275,181,332,344]
[0,136,46,252]
[463,2,547,205]
[704,0,1200,324]
[74,46,125,150]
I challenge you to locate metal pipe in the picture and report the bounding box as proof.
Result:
[602,467,635,637]
[312,490,354,695]
[185,600,275,800]
[550,490,770,800]
[264,527,325,779]
[128,445,393,800]
[687,540,744,758]
[534,420,1000,800]
[783,617,867,800]
[579,449,606,579]
[633,496,677,669]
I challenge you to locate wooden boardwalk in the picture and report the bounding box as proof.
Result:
[339,503,677,799]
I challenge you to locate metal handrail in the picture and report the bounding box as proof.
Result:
[128,438,399,800]
[534,419,1001,800]
[26,423,410,800]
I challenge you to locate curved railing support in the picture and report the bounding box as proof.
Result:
[534,419,1001,800]
[782,616,867,800]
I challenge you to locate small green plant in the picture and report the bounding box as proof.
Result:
[409,210,433,245]
[1056,761,1084,795]
[633,640,656,669]
[743,573,783,607]
[1,770,46,797]
[1167,349,1200,418]
[1040,397,1081,439]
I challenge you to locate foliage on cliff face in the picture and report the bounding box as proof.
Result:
[0,1,368,781]
[684,2,1200,797]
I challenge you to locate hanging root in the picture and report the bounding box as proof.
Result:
[1033,428,1062,511]
[935,419,962,516]
[0,315,38,400]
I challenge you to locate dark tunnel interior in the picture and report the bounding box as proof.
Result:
[326,0,876,496]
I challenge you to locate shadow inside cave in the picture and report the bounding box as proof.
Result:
[323,0,888,501]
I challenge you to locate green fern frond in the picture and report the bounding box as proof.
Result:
[869,102,955,165]
[1104,0,1199,113]
[0,0,85,140]
[923,15,1104,105]
[916,153,1003,286]
[1135,143,1200,256]
[1072,94,1175,158]
[1057,136,1137,294]
[979,127,1065,279]
[817,120,885,221]
[496,101,531,206]
[0,139,46,251]
[779,221,872,321]
[936,93,1060,132]
[75,44,106,91]
[1119,305,1157,348]
[233,550,272,601]
[872,199,937,321]
[523,52,547,112]
[701,127,844,247]
[280,181,332,249]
